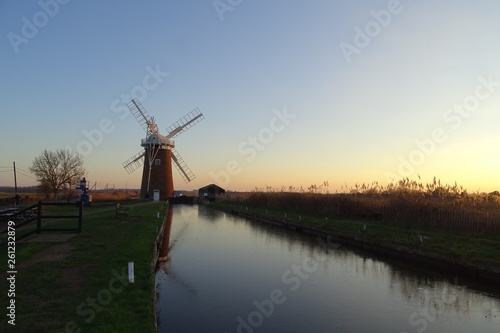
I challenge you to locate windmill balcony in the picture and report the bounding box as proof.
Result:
[141,136,175,147]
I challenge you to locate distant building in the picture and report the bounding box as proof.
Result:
[169,190,198,204]
[198,184,225,202]
[173,190,198,197]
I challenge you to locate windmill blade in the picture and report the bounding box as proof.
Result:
[122,150,145,174]
[165,108,204,139]
[171,148,196,183]
[127,99,158,135]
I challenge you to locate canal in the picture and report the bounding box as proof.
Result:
[155,204,500,333]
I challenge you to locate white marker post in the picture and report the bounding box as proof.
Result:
[128,262,134,283]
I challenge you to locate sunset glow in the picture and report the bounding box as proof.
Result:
[1,1,499,193]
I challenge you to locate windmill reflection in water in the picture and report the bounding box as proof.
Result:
[156,208,195,294]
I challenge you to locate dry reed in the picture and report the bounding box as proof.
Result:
[221,178,500,233]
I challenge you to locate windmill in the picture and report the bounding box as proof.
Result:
[122,98,204,200]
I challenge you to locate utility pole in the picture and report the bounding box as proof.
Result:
[13,161,19,207]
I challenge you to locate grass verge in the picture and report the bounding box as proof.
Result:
[1,200,167,333]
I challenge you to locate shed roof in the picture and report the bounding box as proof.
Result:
[199,184,225,192]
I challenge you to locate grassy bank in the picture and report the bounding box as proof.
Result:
[1,200,167,333]
[210,199,500,279]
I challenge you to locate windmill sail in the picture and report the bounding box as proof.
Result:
[165,108,204,139]
[171,148,196,183]
[126,99,158,135]
[122,150,145,174]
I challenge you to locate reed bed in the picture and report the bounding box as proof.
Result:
[221,178,500,233]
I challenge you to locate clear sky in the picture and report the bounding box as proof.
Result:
[1,0,499,193]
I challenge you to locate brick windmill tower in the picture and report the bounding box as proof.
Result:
[122,99,204,200]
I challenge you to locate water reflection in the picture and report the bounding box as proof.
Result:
[156,206,196,295]
[158,207,173,264]
[155,204,500,333]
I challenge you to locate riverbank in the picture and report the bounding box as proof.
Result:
[209,201,500,284]
[0,201,167,333]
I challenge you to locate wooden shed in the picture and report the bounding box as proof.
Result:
[198,184,225,202]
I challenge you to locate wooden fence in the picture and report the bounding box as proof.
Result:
[35,201,83,234]
[0,201,83,242]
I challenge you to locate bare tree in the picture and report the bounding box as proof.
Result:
[30,149,86,201]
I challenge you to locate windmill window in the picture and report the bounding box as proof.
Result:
[155,159,161,166]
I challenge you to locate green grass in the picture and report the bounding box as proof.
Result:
[1,200,167,333]
[211,200,500,269]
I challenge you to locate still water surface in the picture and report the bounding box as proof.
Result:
[155,204,500,333]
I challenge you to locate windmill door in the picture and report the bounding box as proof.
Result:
[153,189,160,201]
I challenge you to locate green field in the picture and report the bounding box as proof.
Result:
[1,201,167,333]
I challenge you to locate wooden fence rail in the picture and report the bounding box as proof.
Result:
[0,201,84,244]
[36,201,83,234]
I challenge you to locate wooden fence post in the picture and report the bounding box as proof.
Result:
[36,201,42,234]
[78,200,83,233]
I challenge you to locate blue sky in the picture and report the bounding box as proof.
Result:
[1,0,499,192]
